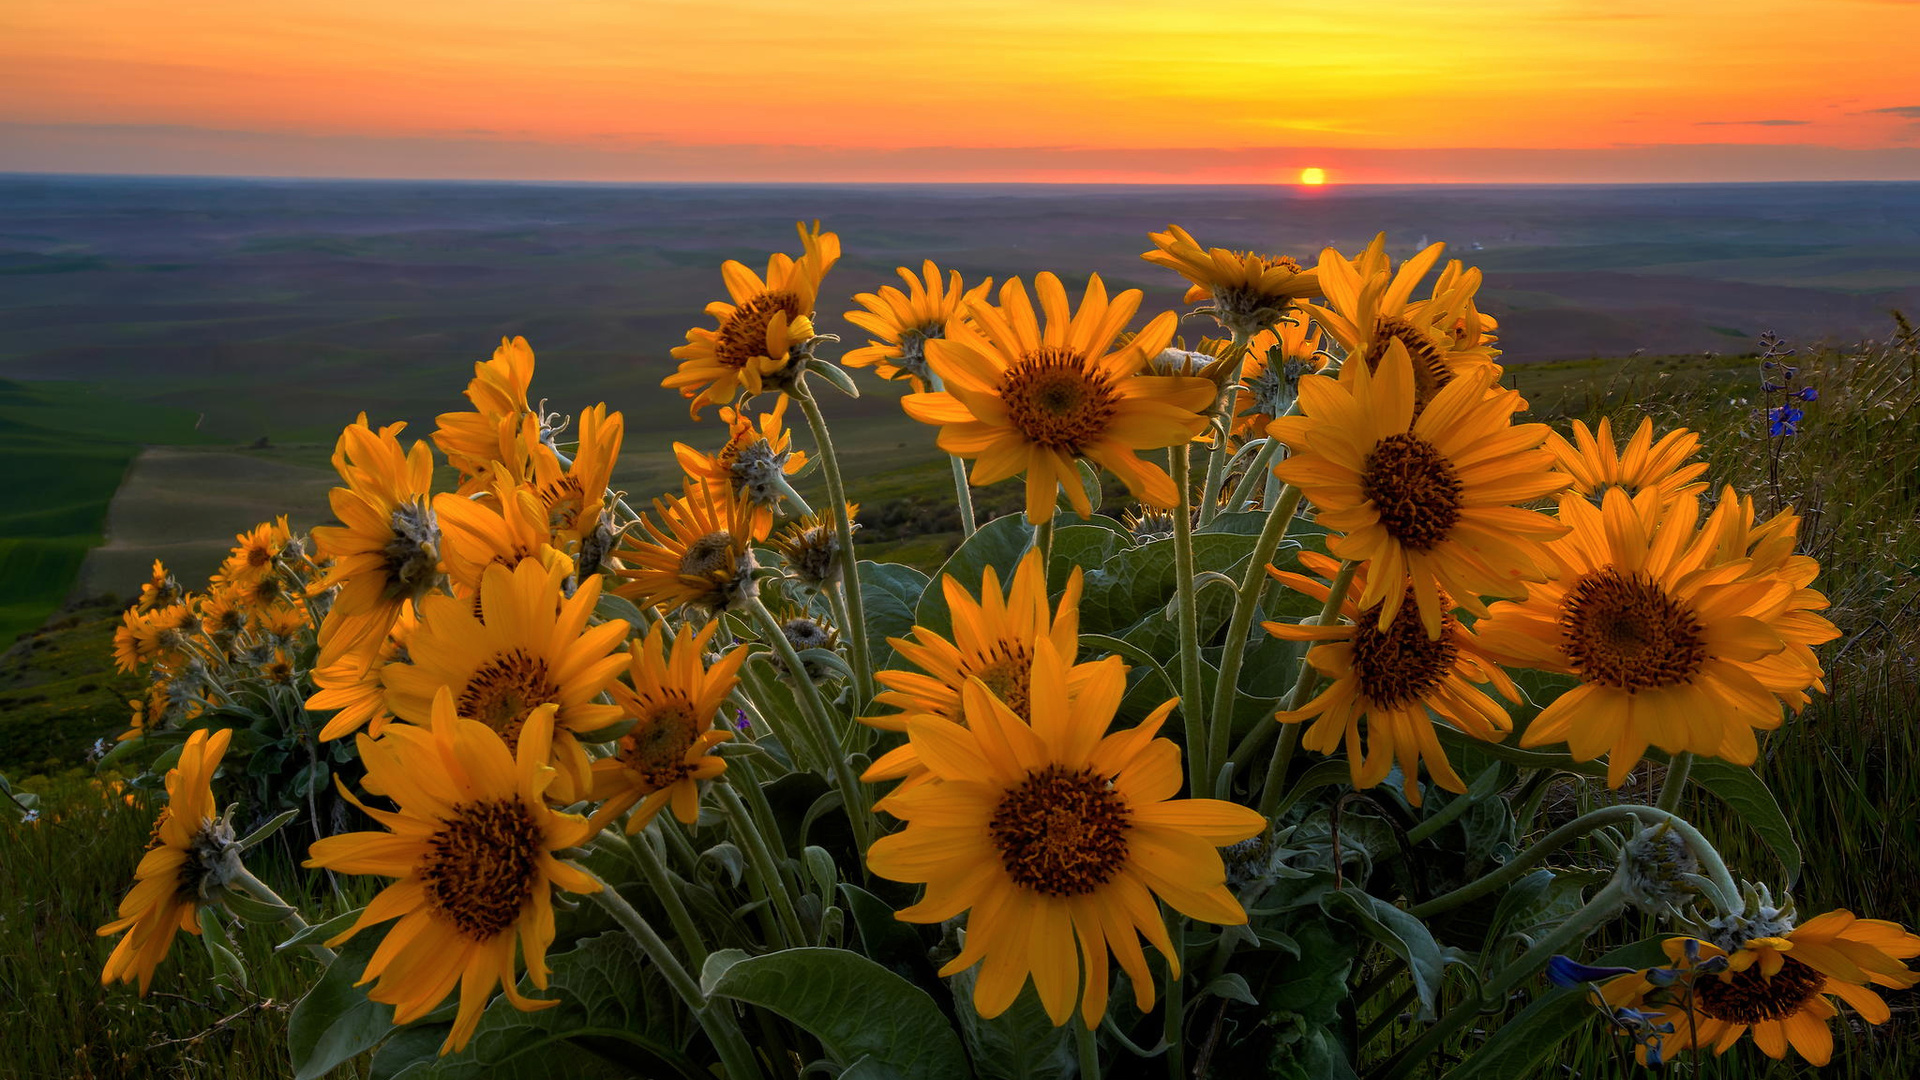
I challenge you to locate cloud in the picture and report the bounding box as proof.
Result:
[1867,105,1920,119]
[1694,119,1809,126]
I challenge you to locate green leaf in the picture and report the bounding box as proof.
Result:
[915,514,1034,638]
[1080,533,1257,636]
[1320,890,1451,1020]
[1047,523,1126,597]
[592,591,649,632]
[289,930,395,1080]
[237,807,300,851]
[278,906,364,952]
[859,560,931,671]
[838,884,935,985]
[706,947,970,1080]
[1689,758,1803,885]
[948,967,1075,1080]
[1444,937,1673,1080]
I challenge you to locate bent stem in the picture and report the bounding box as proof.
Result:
[618,828,710,971]
[1657,752,1693,813]
[1255,559,1356,819]
[1197,330,1252,526]
[1169,444,1207,794]
[1206,484,1302,798]
[791,377,874,706]
[229,867,335,964]
[743,593,873,852]
[715,781,808,948]
[588,881,765,1080]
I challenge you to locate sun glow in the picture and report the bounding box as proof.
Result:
[1299,167,1327,186]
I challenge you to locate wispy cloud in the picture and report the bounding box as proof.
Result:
[1867,105,1920,119]
[1695,119,1809,126]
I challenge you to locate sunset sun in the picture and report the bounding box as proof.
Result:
[1299,167,1327,186]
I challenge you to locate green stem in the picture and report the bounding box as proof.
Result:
[588,881,765,1080]
[1163,918,1188,1080]
[1034,517,1054,565]
[1256,560,1356,820]
[1229,438,1281,514]
[229,868,335,964]
[619,829,710,971]
[1376,880,1631,1080]
[736,657,827,772]
[743,594,873,853]
[1206,484,1302,798]
[716,782,808,948]
[1169,444,1207,796]
[1075,1017,1102,1080]
[1410,805,1739,920]
[1196,331,1252,526]
[949,454,977,538]
[1657,752,1693,813]
[791,378,874,706]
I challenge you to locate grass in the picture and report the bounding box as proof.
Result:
[2,326,1918,1077]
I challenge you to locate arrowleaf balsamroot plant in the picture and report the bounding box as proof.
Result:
[94,220,1915,1079]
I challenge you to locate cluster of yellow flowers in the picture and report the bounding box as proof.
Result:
[96,219,1916,1071]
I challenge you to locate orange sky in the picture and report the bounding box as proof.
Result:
[5,0,1920,182]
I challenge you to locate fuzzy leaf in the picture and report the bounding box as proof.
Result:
[1689,758,1803,885]
[915,514,1034,638]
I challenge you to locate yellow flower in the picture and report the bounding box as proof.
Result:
[381,559,629,802]
[867,639,1266,1028]
[1598,912,1920,1067]
[612,481,757,615]
[1270,346,1568,640]
[113,603,193,674]
[843,260,994,391]
[99,727,233,994]
[434,477,563,598]
[1228,318,1328,439]
[218,516,293,586]
[672,400,807,540]
[197,586,247,640]
[310,415,441,668]
[1141,224,1319,337]
[1548,416,1709,504]
[137,559,180,614]
[306,689,599,1054]
[433,336,538,493]
[1475,489,1811,787]
[532,403,623,548]
[665,221,840,417]
[309,605,415,741]
[1697,487,1839,712]
[1264,552,1517,806]
[769,503,857,588]
[589,620,746,833]
[902,273,1215,523]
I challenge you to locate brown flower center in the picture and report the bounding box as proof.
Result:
[1365,316,1454,411]
[621,697,700,789]
[1350,592,1458,705]
[717,291,803,371]
[990,764,1131,898]
[1001,348,1117,452]
[1559,568,1707,691]
[1360,434,1462,552]
[1694,956,1826,1024]
[538,475,589,534]
[421,799,543,941]
[964,645,1033,719]
[459,649,561,749]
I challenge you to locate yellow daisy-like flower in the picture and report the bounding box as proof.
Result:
[1228,318,1328,439]
[1698,488,1839,712]
[1548,416,1709,505]
[218,516,293,587]
[1414,257,1501,367]
[1141,224,1320,337]
[531,403,623,548]
[672,399,807,540]
[306,688,599,1054]
[1263,552,1517,806]
[769,503,857,588]
[381,559,629,802]
[310,415,441,668]
[434,477,561,598]
[433,336,537,493]
[1598,912,1920,1067]
[113,603,193,674]
[137,559,181,614]
[98,727,233,994]
[1270,347,1568,640]
[843,260,994,391]
[309,604,415,741]
[902,273,1215,523]
[612,481,756,615]
[1305,236,1503,413]
[867,639,1266,1028]
[197,586,247,640]
[588,621,746,834]
[1474,488,1809,787]
[665,221,841,417]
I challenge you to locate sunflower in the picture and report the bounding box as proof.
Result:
[844,260,994,391]
[1269,347,1567,640]
[434,477,560,597]
[1596,911,1920,1066]
[433,336,538,493]
[306,689,599,1054]
[1263,552,1517,806]
[1304,236,1502,414]
[672,399,807,540]
[1141,224,1319,337]
[665,221,841,417]
[197,586,248,640]
[381,559,629,802]
[309,605,415,741]
[219,516,293,586]
[113,603,194,674]
[769,503,857,588]
[588,620,746,834]
[1414,257,1502,368]
[99,727,234,994]
[1548,416,1709,505]
[1474,488,1810,787]
[137,559,181,614]
[612,481,757,615]
[1699,488,1839,712]
[867,638,1266,1028]
[1229,317,1328,438]
[531,403,623,548]
[902,273,1215,523]
[310,415,442,668]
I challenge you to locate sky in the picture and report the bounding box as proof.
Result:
[5,0,1920,184]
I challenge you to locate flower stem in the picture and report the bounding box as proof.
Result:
[1657,752,1693,813]
[1075,1016,1102,1080]
[1206,483,1302,798]
[618,828,710,971]
[1196,331,1252,526]
[228,867,335,964]
[716,781,808,948]
[791,377,874,706]
[1169,443,1207,795]
[1163,919,1188,1080]
[1229,438,1281,514]
[949,453,977,538]
[743,593,873,852]
[1256,559,1356,820]
[588,880,765,1080]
